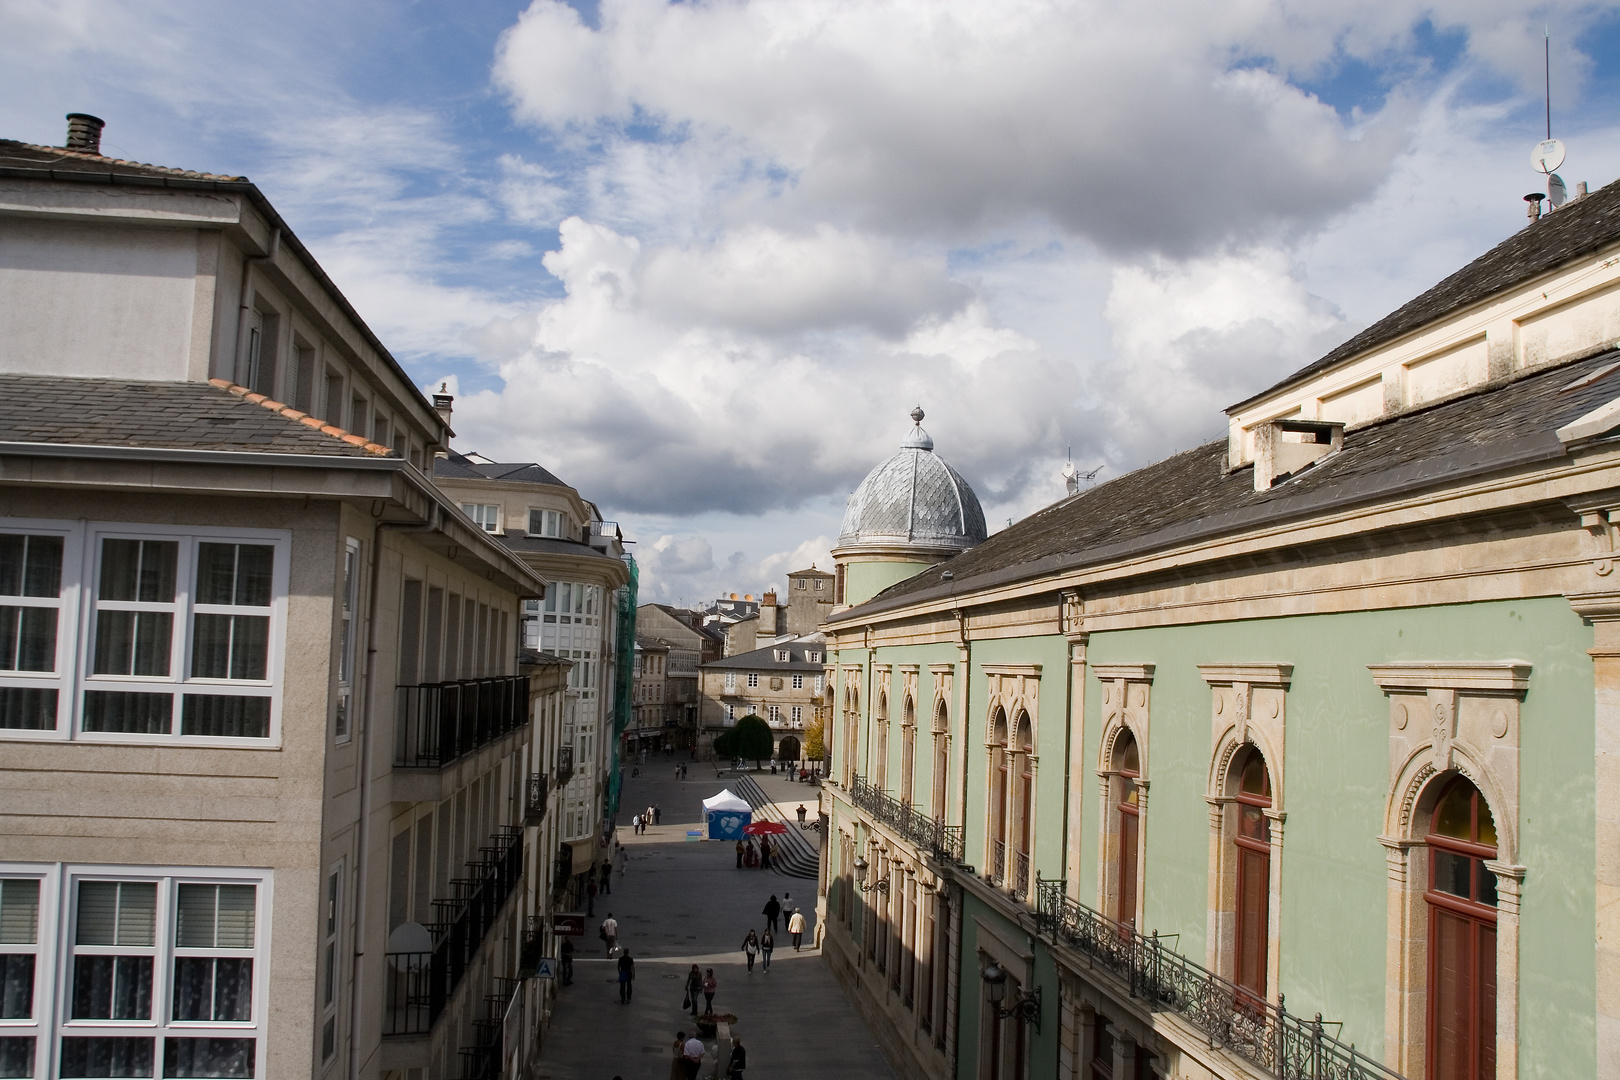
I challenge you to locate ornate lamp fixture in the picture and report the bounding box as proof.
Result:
[981,963,1041,1032]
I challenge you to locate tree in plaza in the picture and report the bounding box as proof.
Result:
[733,714,775,767]
[712,728,739,759]
[804,716,825,763]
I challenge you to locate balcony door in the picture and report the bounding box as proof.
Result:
[1426,777,1497,1080]
[1112,731,1141,930]
[988,709,1009,885]
[1233,749,1272,1003]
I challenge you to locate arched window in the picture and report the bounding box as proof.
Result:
[931,699,950,821]
[1113,730,1141,930]
[1427,776,1497,1080]
[1014,714,1034,897]
[1232,748,1272,1003]
[900,695,917,806]
[988,709,1009,885]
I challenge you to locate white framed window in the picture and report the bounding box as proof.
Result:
[527,510,565,538]
[796,579,805,590]
[319,862,343,1064]
[725,705,736,722]
[815,675,825,694]
[335,539,360,743]
[814,580,823,591]
[774,650,788,662]
[768,705,780,723]
[791,706,803,724]
[724,672,735,693]
[0,871,47,1077]
[0,864,269,1080]
[806,651,821,664]
[747,673,759,689]
[792,675,804,690]
[0,524,81,735]
[460,504,502,534]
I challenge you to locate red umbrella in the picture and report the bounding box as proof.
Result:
[743,821,788,835]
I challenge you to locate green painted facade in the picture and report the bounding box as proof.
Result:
[833,595,1597,1079]
[843,558,937,609]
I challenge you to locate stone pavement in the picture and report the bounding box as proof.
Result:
[530,761,894,1080]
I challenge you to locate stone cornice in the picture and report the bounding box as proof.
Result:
[1091,663,1155,682]
[981,663,1041,677]
[1197,663,1293,688]
[1568,589,1620,621]
[1366,661,1532,693]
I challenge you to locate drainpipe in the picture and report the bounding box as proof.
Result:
[348,503,442,1080]
[235,227,281,385]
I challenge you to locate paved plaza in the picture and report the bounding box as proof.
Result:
[531,762,895,1080]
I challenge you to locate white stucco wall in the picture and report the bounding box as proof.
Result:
[0,218,201,379]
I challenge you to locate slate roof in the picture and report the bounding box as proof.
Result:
[1237,178,1620,410]
[843,347,1620,619]
[0,374,394,457]
[495,533,623,565]
[434,451,568,488]
[518,648,573,669]
[704,636,827,672]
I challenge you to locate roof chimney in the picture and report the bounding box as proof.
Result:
[1252,418,1343,492]
[431,382,454,431]
[1524,192,1545,223]
[65,113,105,155]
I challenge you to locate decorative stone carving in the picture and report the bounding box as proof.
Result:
[1093,664,1154,775]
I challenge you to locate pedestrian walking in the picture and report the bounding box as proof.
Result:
[781,891,793,918]
[669,1033,689,1080]
[600,913,618,955]
[681,1032,705,1080]
[742,929,759,972]
[788,908,807,950]
[762,894,781,934]
[735,839,745,869]
[586,878,597,916]
[760,838,772,871]
[646,804,655,828]
[560,937,575,984]
[702,968,717,1013]
[617,948,635,1003]
[618,844,628,874]
[632,813,641,834]
[654,804,662,824]
[684,964,703,1017]
[600,859,613,894]
[760,929,774,972]
[727,1036,747,1080]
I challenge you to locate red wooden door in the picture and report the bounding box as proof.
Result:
[1118,795,1138,930]
[1425,779,1497,1080]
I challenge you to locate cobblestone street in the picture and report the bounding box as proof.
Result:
[531,763,895,1080]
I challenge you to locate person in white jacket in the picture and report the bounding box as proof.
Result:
[787,908,808,950]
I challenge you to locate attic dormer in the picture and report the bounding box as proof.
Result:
[1252,419,1343,492]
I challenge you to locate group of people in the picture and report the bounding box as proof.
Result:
[734,836,776,869]
[670,1030,745,1080]
[632,803,661,833]
[758,892,809,950]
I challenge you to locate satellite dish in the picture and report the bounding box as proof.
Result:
[1531,138,1566,174]
[1548,173,1569,208]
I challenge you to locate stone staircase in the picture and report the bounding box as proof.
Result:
[729,773,821,880]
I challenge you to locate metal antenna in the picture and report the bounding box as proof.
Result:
[1546,27,1552,140]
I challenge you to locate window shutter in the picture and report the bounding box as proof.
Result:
[0,879,39,944]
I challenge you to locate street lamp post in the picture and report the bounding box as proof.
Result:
[981,963,1041,1032]
[851,855,888,893]
[795,804,822,831]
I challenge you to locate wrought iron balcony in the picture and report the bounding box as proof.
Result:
[395,676,530,768]
[848,775,965,866]
[1013,851,1030,898]
[524,773,549,825]
[991,840,1006,886]
[1033,879,1407,1080]
[384,827,525,1036]
[519,915,545,977]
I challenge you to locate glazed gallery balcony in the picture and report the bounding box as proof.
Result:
[395,675,530,769]
[383,827,525,1036]
[1032,879,1406,1080]
[848,775,965,866]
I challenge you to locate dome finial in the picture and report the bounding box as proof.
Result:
[910,405,925,424]
[901,405,934,451]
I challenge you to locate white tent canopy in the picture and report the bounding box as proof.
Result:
[702,789,750,813]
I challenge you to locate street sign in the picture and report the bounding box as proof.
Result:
[552,913,586,937]
[533,958,557,980]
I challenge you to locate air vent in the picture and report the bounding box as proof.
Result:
[1253,419,1344,492]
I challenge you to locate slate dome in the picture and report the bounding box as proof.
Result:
[837,408,987,552]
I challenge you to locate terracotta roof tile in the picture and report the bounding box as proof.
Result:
[0,139,246,182]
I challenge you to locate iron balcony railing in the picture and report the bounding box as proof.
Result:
[519,915,545,977]
[395,676,530,768]
[1034,878,1407,1080]
[1013,851,1030,898]
[524,773,549,826]
[384,827,525,1036]
[992,840,1006,886]
[848,775,965,866]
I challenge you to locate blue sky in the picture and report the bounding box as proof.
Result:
[4,0,1619,605]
